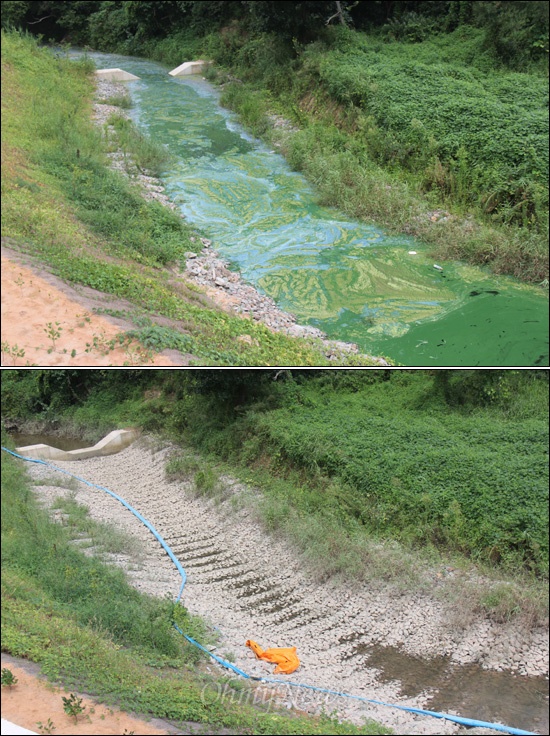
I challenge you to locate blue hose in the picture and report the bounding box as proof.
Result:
[1,446,537,736]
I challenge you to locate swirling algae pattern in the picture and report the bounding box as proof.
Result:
[86,51,548,366]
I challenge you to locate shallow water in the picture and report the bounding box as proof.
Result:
[78,51,548,366]
[11,433,89,451]
[360,644,548,735]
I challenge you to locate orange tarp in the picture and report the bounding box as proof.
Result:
[245,639,300,674]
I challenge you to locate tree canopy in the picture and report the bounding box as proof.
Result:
[2,1,548,66]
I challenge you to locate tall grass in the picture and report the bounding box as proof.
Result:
[204,25,549,283]
[1,29,193,269]
[106,113,172,176]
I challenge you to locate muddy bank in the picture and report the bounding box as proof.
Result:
[23,440,548,735]
[94,79,390,365]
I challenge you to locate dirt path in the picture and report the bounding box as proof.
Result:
[0,654,175,735]
[23,441,548,735]
[0,256,185,366]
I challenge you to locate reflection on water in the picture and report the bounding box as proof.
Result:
[77,51,548,366]
[359,644,548,735]
[11,433,89,451]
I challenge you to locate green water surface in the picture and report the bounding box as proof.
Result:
[85,52,548,366]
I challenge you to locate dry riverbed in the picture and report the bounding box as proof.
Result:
[22,439,548,736]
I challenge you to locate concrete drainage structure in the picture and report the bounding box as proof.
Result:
[16,429,140,462]
[168,60,211,76]
[95,68,140,81]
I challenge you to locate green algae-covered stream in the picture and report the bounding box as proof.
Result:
[86,52,548,366]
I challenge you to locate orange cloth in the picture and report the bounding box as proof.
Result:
[245,639,300,674]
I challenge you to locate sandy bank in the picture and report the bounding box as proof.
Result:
[0,256,180,366]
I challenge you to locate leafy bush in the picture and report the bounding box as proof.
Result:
[88,4,135,54]
[380,11,438,43]
[311,40,548,226]
[183,372,549,576]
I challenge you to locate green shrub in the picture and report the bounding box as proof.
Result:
[194,465,219,495]
[312,44,548,227]
[183,373,548,576]
[107,113,172,176]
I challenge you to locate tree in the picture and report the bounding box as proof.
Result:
[183,369,279,407]
[474,1,549,67]
[1,1,31,29]
[325,1,360,27]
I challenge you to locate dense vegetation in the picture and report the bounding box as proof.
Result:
[2,30,381,366]
[2,1,548,282]
[2,431,384,734]
[2,369,548,585]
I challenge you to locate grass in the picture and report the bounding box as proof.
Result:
[106,112,172,176]
[103,93,133,108]
[196,372,549,574]
[1,29,384,367]
[166,451,231,504]
[1,436,389,735]
[50,494,145,558]
[32,474,80,491]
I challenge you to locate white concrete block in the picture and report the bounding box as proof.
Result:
[1,719,38,735]
[16,428,140,462]
[95,68,139,81]
[168,60,211,77]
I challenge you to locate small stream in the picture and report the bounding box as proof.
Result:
[72,50,549,367]
[359,644,548,735]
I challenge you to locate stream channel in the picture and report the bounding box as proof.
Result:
[76,51,549,367]
[9,430,550,733]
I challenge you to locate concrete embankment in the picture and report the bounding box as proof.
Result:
[16,428,140,461]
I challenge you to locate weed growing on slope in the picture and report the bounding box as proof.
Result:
[165,453,201,481]
[50,495,144,559]
[1,668,18,688]
[36,719,56,734]
[62,693,86,724]
[1,342,27,366]
[104,93,132,109]
[106,113,171,176]
[44,322,63,352]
